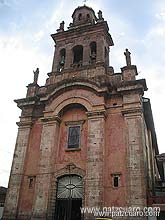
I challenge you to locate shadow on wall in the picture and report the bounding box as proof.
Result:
[0,187,7,219]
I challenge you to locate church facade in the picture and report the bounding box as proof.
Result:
[3,5,165,220]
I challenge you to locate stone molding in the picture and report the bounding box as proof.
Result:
[16,121,33,128]
[55,163,86,178]
[121,107,143,116]
[65,119,85,126]
[40,115,61,124]
[86,109,107,119]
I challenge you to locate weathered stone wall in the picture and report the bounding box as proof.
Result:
[84,111,105,220]
[3,122,32,220]
[18,121,43,219]
[31,117,60,220]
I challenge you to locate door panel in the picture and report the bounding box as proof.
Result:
[55,175,83,220]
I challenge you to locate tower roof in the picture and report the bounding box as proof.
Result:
[72,5,97,19]
[71,5,97,27]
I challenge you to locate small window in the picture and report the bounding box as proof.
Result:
[87,14,90,21]
[28,176,36,188]
[114,176,119,187]
[68,126,80,149]
[111,173,121,188]
[78,13,82,21]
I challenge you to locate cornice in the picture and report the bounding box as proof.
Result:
[16,121,33,128]
[14,96,40,108]
[51,21,113,46]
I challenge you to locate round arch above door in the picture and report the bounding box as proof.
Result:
[57,175,83,199]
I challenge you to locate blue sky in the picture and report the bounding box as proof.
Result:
[0,0,165,187]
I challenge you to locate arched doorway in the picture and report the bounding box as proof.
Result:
[55,175,83,220]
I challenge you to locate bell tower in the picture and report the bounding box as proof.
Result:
[51,5,113,75]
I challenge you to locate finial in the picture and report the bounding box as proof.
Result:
[124,48,131,66]
[98,10,104,21]
[57,21,65,32]
[60,21,64,30]
[33,68,39,84]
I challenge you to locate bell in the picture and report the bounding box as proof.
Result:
[60,56,65,65]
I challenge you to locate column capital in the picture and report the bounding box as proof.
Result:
[86,109,107,119]
[41,115,61,124]
[122,107,143,117]
[16,120,33,128]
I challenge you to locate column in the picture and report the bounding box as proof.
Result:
[85,110,106,220]
[32,116,60,220]
[3,121,32,220]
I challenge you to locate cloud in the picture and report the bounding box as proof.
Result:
[155,12,165,21]
[0,33,53,186]
[134,7,165,154]
[101,0,165,153]
[34,30,45,42]
[150,26,165,36]
[0,0,10,7]
[0,0,18,9]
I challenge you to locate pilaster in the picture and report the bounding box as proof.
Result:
[83,44,90,66]
[85,110,106,220]
[65,44,73,69]
[31,116,60,220]
[52,46,59,72]
[96,37,104,63]
[122,106,147,220]
[3,121,32,220]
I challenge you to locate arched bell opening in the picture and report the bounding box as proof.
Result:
[58,48,66,73]
[72,45,83,68]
